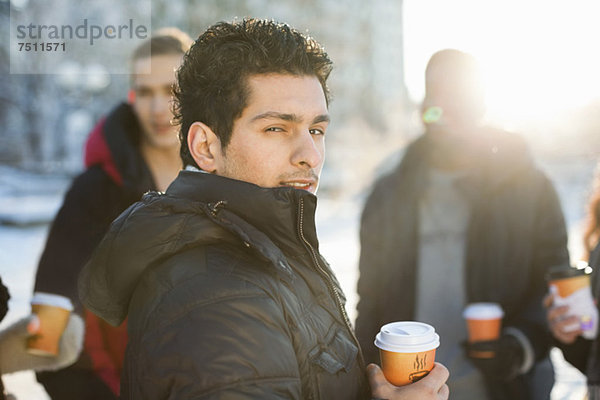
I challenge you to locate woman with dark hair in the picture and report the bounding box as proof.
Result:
[547,163,600,399]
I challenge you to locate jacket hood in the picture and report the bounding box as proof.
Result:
[84,103,154,192]
[79,171,319,326]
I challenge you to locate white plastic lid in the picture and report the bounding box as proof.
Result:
[374,321,440,353]
[462,303,503,320]
[31,292,74,311]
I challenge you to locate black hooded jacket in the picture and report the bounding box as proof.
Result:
[79,171,370,400]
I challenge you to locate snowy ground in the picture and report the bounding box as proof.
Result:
[0,157,594,399]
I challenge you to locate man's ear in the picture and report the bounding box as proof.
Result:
[187,122,222,173]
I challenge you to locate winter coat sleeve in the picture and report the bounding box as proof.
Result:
[34,166,127,312]
[33,166,130,392]
[511,174,570,365]
[355,182,388,365]
[129,273,302,400]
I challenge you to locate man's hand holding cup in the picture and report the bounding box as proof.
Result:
[462,303,526,381]
[368,362,449,400]
[368,321,449,399]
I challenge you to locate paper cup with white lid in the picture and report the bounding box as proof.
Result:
[463,303,504,358]
[374,321,440,386]
[27,292,74,356]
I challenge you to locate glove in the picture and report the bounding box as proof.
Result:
[0,314,84,374]
[464,333,524,381]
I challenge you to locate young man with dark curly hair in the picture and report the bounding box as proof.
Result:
[79,19,449,399]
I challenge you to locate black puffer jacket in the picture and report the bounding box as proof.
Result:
[79,171,370,400]
[356,128,569,398]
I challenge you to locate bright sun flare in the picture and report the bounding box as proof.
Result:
[404,0,600,126]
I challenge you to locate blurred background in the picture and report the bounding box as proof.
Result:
[1,0,598,398]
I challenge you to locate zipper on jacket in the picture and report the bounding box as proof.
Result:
[297,197,366,367]
[208,200,227,216]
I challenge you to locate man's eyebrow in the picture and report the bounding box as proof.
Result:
[251,112,299,123]
[312,114,330,124]
[251,112,330,124]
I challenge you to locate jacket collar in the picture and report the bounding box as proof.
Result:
[393,127,535,203]
[84,103,154,193]
[166,170,320,257]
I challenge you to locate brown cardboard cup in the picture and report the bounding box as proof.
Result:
[374,321,440,386]
[27,293,73,356]
[547,266,590,298]
[463,303,504,358]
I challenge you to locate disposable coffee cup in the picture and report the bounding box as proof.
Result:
[27,293,73,356]
[463,303,504,358]
[374,321,440,386]
[547,266,598,340]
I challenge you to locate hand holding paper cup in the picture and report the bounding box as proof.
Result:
[27,293,74,357]
[463,303,504,358]
[374,321,440,386]
[547,266,598,340]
